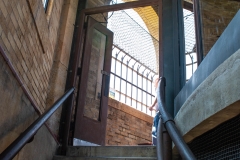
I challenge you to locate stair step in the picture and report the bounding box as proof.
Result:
[53,155,157,160]
[66,146,156,158]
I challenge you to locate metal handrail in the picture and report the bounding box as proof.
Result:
[0,88,75,160]
[156,77,196,160]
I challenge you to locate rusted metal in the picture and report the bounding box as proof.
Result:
[83,0,159,15]
[157,77,196,160]
[0,88,74,160]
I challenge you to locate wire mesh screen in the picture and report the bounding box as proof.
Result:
[186,115,240,160]
[110,45,157,116]
[183,9,197,81]
[107,9,159,73]
[89,6,158,116]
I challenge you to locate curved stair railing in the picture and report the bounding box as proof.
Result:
[0,88,74,160]
[156,77,196,160]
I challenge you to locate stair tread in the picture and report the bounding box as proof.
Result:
[53,155,157,160]
[66,146,157,157]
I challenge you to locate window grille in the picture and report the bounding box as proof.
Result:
[109,45,157,116]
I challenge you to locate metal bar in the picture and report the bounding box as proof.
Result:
[131,62,137,106]
[156,115,164,160]
[188,54,194,75]
[186,61,197,66]
[0,88,74,160]
[113,45,157,75]
[125,59,131,103]
[136,65,141,109]
[146,72,150,113]
[158,0,163,77]
[141,69,146,111]
[119,55,126,101]
[157,77,196,160]
[115,90,148,109]
[83,0,159,15]
[111,73,155,98]
[193,0,203,65]
[114,57,154,80]
[114,52,119,90]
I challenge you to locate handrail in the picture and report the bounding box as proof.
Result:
[156,115,164,160]
[0,87,75,160]
[156,77,196,160]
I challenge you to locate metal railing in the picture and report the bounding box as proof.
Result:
[0,88,75,160]
[156,77,196,160]
[110,45,157,116]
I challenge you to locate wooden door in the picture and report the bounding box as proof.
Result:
[74,17,113,145]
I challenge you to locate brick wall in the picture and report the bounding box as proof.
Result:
[0,51,57,160]
[0,0,79,159]
[106,98,153,145]
[200,0,240,56]
[0,0,64,113]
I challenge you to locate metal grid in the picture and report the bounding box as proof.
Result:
[89,5,159,116]
[107,9,159,73]
[183,9,197,81]
[110,45,157,116]
[187,115,240,160]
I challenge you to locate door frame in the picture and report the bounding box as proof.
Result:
[63,0,162,148]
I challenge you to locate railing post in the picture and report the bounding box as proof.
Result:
[156,77,196,160]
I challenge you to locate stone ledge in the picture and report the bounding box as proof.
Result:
[174,48,240,150]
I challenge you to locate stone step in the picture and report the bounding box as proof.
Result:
[66,146,156,158]
[53,155,157,160]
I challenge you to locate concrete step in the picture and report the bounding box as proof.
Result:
[66,146,156,158]
[53,155,157,160]
[53,146,157,160]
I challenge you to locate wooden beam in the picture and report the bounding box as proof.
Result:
[83,0,159,15]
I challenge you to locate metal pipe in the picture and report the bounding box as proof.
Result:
[125,58,132,103]
[136,64,142,109]
[119,55,126,101]
[157,77,196,160]
[146,71,150,113]
[110,73,155,98]
[0,88,74,160]
[131,61,137,106]
[114,52,120,90]
[157,115,164,160]
[141,68,147,111]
